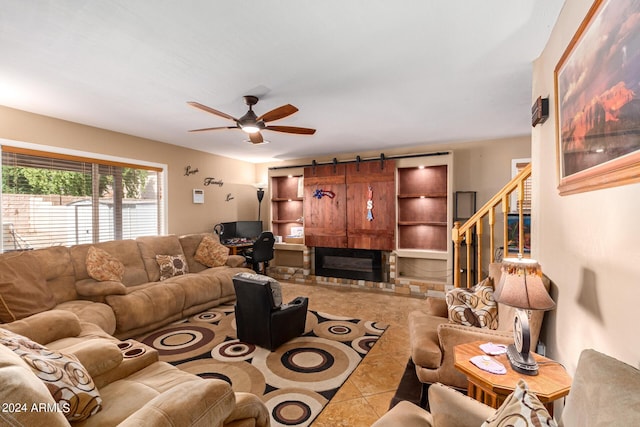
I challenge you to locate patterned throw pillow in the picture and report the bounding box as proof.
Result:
[194,234,229,267]
[156,254,189,281]
[0,328,102,421]
[86,246,125,282]
[235,272,283,307]
[482,379,557,427]
[446,277,498,329]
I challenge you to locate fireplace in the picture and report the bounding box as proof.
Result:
[314,247,382,282]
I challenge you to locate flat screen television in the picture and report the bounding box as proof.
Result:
[220,221,263,241]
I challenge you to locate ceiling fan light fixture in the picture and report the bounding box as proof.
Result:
[240,125,260,134]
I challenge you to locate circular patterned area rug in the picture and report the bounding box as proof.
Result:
[137,304,387,427]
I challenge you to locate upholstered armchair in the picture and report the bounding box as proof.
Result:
[408,263,550,396]
[233,273,308,350]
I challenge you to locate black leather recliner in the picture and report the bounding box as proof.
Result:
[233,274,308,351]
[244,231,275,274]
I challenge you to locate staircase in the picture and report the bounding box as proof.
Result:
[452,163,532,288]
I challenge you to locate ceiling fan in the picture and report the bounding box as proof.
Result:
[187,95,316,144]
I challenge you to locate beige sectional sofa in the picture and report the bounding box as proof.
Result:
[0,233,269,426]
[0,232,253,339]
[1,309,269,426]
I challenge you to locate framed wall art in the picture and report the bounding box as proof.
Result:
[554,0,640,195]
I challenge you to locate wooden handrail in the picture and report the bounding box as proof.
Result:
[452,163,532,288]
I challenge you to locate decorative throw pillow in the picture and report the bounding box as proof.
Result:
[0,328,102,421]
[194,234,229,267]
[235,272,283,307]
[446,277,498,329]
[156,254,189,281]
[0,253,56,323]
[482,379,557,427]
[86,246,125,282]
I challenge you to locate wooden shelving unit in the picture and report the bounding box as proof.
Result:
[397,164,448,251]
[270,174,303,239]
[394,155,453,288]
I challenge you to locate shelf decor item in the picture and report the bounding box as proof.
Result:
[366,186,374,221]
[493,256,555,375]
[555,0,640,195]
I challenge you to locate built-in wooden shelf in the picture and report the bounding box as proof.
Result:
[271,197,303,202]
[398,221,448,226]
[397,193,447,199]
[397,165,448,251]
[271,175,303,239]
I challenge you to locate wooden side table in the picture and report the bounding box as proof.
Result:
[454,341,571,415]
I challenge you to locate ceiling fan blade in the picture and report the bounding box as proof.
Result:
[187,101,238,122]
[188,126,238,132]
[256,104,298,122]
[265,125,316,135]
[249,132,264,144]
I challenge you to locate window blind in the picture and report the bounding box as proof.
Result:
[1,147,162,252]
[515,162,532,211]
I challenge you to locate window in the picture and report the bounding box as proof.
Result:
[511,158,531,212]
[1,146,164,252]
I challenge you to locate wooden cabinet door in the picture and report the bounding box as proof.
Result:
[303,164,347,248]
[346,160,396,250]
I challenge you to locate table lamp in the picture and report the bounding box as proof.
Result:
[493,255,555,375]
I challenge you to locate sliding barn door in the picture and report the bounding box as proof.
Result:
[346,160,396,250]
[303,164,347,248]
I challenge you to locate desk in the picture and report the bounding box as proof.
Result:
[224,242,253,255]
[454,341,571,415]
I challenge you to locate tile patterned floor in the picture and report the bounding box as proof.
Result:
[280,282,426,426]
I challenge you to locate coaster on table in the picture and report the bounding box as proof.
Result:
[479,342,507,356]
[470,355,507,374]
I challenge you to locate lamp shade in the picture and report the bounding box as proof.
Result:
[494,257,555,311]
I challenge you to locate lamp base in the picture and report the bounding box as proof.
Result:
[506,344,539,375]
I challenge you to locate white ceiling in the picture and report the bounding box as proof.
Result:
[0,1,564,163]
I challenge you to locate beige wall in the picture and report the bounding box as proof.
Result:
[532,0,640,374]
[258,136,530,206]
[0,105,259,235]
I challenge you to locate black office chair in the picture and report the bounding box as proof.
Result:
[233,274,309,350]
[244,231,275,274]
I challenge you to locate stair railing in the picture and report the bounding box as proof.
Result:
[452,163,532,288]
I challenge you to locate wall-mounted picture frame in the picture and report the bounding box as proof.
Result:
[507,213,530,254]
[554,0,640,196]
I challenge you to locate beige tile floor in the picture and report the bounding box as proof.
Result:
[280,282,426,427]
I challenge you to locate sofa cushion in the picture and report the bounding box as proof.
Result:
[1,309,82,346]
[156,254,189,281]
[0,252,57,323]
[106,281,186,335]
[86,246,125,282]
[54,300,117,335]
[31,246,78,304]
[62,339,124,379]
[136,235,186,282]
[482,379,556,427]
[194,234,229,267]
[561,349,640,426]
[446,278,498,329]
[0,328,102,421]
